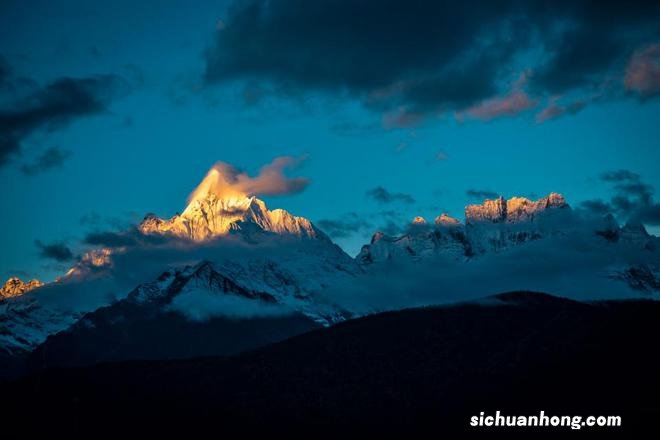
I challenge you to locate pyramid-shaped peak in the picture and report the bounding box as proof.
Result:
[139,168,319,242]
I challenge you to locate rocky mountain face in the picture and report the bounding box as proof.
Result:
[0,234,357,370]
[0,167,356,368]
[357,192,652,264]
[357,192,659,295]
[139,195,322,241]
[464,193,567,223]
[0,278,43,299]
[22,259,338,371]
[139,169,323,242]
[2,183,659,377]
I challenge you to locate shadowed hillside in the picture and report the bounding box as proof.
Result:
[1,292,659,436]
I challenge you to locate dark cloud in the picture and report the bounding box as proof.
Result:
[20,146,72,175]
[83,231,139,248]
[0,61,130,166]
[466,189,499,200]
[317,213,372,239]
[597,169,660,226]
[204,1,660,120]
[600,169,640,182]
[366,186,415,204]
[35,240,74,262]
[579,199,612,216]
[83,227,177,249]
[601,170,653,208]
[637,204,660,225]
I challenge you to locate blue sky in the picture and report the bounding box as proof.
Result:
[1,0,660,281]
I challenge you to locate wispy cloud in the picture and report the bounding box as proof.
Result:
[466,189,499,200]
[0,61,130,166]
[583,169,660,226]
[188,156,310,201]
[625,43,660,98]
[366,186,415,204]
[35,240,74,262]
[20,146,72,175]
[535,97,588,123]
[317,212,373,239]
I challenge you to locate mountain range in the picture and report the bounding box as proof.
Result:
[1,168,659,377]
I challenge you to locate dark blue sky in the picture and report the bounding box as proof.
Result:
[1,0,660,281]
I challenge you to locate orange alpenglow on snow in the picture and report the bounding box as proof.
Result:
[0,277,44,299]
[464,193,567,224]
[139,158,318,241]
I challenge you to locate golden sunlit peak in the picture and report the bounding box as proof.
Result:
[138,158,317,242]
[187,163,249,205]
[186,157,310,206]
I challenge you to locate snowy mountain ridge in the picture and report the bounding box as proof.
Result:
[357,192,653,264]
[1,181,659,372]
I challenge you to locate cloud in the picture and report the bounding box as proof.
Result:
[600,169,653,206]
[35,240,74,262]
[535,97,588,123]
[0,62,130,166]
[637,204,660,225]
[203,1,660,121]
[83,231,140,248]
[20,146,72,175]
[366,186,415,204]
[624,43,660,98]
[596,169,660,226]
[26,186,659,331]
[188,156,310,201]
[466,189,499,200]
[319,208,660,314]
[601,169,640,182]
[317,213,372,239]
[383,107,425,129]
[579,199,612,216]
[459,72,537,121]
[166,289,295,321]
[462,90,536,121]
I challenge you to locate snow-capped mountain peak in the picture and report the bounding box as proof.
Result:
[139,167,322,241]
[465,192,567,224]
[434,214,461,227]
[0,278,43,299]
[358,192,574,264]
